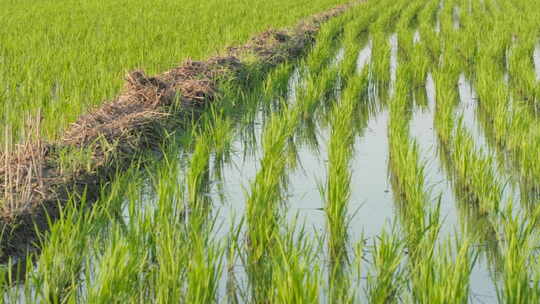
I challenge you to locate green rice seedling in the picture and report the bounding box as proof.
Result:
[396,0,425,44]
[0,33,343,299]
[434,107,506,285]
[472,43,537,207]
[187,129,225,304]
[337,0,397,83]
[185,219,223,304]
[409,39,431,90]
[241,39,363,296]
[452,4,461,31]
[297,66,340,123]
[304,13,350,76]
[153,134,224,303]
[188,106,236,205]
[432,67,460,145]
[370,31,392,95]
[178,114,229,303]
[30,199,91,303]
[368,0,411,94]
[410,236,475,303]
[186,135,211,211]
[456,0,482,65]
[468,6,540,193]
[417,0,442,65]
[387,136,432,262]
[300,2,377,83]
[438,0,459,37]
[147,146,192,303]
[205,112,234,182]
[369,0,409,34]
[388,67,438,277]
[85,129,222,303]
[224,214,245,304]
[388,31,476,301]
[338,27,367,83]
[507,22,537,105]
[449,121,502,213]
[11,163,144,303]
[322,71,368,304]
[269,217,321,303]
[317,15,374,124]
[436,138,504,277]
[152,216,190,303]
[366,227,405,304]
[9,1,540,302]
[294,35,363,138]
[497,204,540,303]
[352,238,365,288]
[86,227,150,303]
[369,2,399,90]
[33,117,219,302]
[393,1,429,90]
[244,102,298,302]
[264,63,297,101]
[473,19,540,202]
[386,65,475,304]
[293,17,351,130]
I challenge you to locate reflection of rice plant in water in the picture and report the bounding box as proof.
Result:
[4,0,540,302]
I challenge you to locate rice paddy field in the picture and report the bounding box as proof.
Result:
[3,0,540,302]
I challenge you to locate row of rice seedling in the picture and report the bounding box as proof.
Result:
[426,2,540,302]
[237,11,365,300]
[294,0,386,127]
[323,52,370,304]
[368,0,414,97]
[389,2,486,303]
[243,104,300,302]
[388,49,475,304]
[417,0,441,65]
[226,8,378,301]
[314,4,426,298]
[240,9,378,299]
[464,3,540,300]
[478,0,540,200]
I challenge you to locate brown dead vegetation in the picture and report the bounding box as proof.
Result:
[0,2,358,263]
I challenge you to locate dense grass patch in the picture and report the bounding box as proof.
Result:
[0,0,348,144]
